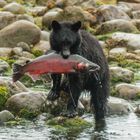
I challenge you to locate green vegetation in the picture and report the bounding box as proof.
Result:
[0,86,9,110]
[96,33,113,41]
[18,108,40,119]
[47,116,92,134]
[31,48,43,57]
[0,57,16,67]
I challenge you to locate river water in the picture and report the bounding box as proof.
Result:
[0,113,140,140]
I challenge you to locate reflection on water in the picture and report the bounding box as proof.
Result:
[0,113,140,140]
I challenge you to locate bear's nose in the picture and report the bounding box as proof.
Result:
[61,50,70,59]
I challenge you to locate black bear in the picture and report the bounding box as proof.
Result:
[47,20,109,121]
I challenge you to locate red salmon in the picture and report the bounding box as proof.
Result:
[12,52,100,82]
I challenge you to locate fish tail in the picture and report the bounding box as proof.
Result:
[12,63,23,82]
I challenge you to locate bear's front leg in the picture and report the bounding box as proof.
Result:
[47,74,61,101]
[62,74,82,118]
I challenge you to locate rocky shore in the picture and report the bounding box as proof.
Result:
[0,0,140,128]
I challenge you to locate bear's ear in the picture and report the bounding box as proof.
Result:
[51,20,61,31]
[71,21,81,32]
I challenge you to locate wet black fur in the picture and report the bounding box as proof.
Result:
[48,21,109,121]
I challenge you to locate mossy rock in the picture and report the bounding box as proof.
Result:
[0,86,10,110]
[34,17,42,29]
[46,116,92,134]
[18,108,40,119]
[96,33,113,41]
[5,118,31,126]
[31,48,43,57]
[0,57,16,67]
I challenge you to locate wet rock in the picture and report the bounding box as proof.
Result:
[131,19,140,31]
[135,105,140,114]
[0,76,28,95]
[0,0,7,8]
[3,2,26,14]
[111,32,140,50]
[110,67,134,83]
[32,41,50,55]
[115,83,140,99]
[96,19,138,34]
[0,110,14,122]
[107,96,134,115]
[132,10,140,19]
[0,11,16,30]
[0,48,12,57]
[118,2,140,11]
[0,20,41,48]
[6,91,47,118]
[109,47,127,58]
[16,14,34,23]
[0,60,9,72]
[41,31,50,41]
[96,5,130,23]
[80,94,134,115]
[29,6,47,16]
[47,116,92,132]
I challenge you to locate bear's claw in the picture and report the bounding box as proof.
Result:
[47,89,60,101]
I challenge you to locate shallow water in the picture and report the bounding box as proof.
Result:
[0,113,140,140]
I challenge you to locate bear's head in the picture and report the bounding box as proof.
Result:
[50,20,81,59]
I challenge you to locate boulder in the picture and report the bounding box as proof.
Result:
[29,6,47,16]
[80,95,134,115]
[111,32,140,50]
[0,77,28,95]
[42,6,96,29]
[6,91,47,117]
[12,47,23,56]
[0,60,9,73]
[16,42,30,52]
[107,96,134,115]
[22,51,35,59]
[0,20,41,48]
[0,0,7,8]
[135,105,140,114]
[118,2,140,11]
[0,110,14,122]
[0,48,12,57]
[56,0,96,8]
[32,41,50,55]
[96,19,138,34]
[132,10,140,19]
[110,66,134,83]
[109,47,127,57]
[41,31,50,41]
[0,11,16,30]
[131,19,140,31]
[3,2,26,14]
[16,14,34,23]
[42,10,62,29]
[96,5,130,23]
[117,0,140,3]
[115,83,140,99]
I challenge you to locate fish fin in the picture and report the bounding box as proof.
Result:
[26,73,40,82]
[12,63,23,82]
